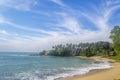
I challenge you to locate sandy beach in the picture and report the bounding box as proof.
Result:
[57,56,120,80]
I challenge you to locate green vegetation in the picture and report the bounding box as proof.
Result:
[40,41,112,57]
[39,25,120,59]
[110,26,120,54]
[110,26,120,60]
[110,54,120,61]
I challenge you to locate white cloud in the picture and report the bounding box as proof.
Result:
[106,0,120,7]
[0,14,74,38]
[50,0,67,7]
[0,0,120,52]
[81,0,120,32]
[0,0,37,11]
[50,12,82,34]
[0,29,8,35]
[0,15,8,23]
[0,16,53,36]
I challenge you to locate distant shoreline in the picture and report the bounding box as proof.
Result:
[56,56,120,80]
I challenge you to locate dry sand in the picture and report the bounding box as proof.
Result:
[57,56,120,80]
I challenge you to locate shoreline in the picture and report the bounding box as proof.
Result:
[56,56,120,80]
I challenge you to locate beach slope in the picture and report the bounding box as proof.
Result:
[59,56,120,80]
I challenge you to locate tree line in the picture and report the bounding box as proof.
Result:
[40,26,120,57]
[40,41,112,57]
[110,26,120,55]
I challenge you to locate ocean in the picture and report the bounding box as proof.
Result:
[0,52,111,80]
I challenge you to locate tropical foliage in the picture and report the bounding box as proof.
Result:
[40,41,112,57]
[109,26,120,60]
[40,25,120,57]
[110,26,120,54]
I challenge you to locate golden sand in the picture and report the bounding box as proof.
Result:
[57,56,120,80]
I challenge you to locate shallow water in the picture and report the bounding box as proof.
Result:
[0,52,111,80]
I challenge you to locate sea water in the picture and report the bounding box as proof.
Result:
[0,52,111,80]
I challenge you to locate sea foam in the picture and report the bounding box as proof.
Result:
[15,60,111,80]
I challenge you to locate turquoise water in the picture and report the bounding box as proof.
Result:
[0,52,111,80]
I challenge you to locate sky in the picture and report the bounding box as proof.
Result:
[0,0,120,52]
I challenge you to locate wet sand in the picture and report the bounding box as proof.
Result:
[56,56,120,80]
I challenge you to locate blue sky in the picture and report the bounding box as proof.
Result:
[0,0,120,52]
